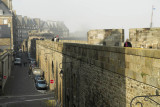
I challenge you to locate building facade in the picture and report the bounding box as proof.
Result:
[16,15,69,44]
[0,0,18,51]
[0,49,13,95]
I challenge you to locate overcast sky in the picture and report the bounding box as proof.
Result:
[13,0,160,38]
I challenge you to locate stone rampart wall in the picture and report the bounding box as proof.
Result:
[129,27,160,48]
[36,40,160,107]
[88,29,124,46]
[59,40,88,44]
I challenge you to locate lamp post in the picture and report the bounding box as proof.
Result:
[59,70,63,77]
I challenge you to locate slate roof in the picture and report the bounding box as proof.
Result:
[17,15,22,25]
[0,1,11,16]
[22,17,26,27]
[23,16,28,26]
[33,18,40,27]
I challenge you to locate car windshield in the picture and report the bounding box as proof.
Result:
[36,75,41,77]
[31,61,36,64]
[15,58,20,61]
[38,81,46,84]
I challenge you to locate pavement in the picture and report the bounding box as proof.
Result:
[0,52,55,107]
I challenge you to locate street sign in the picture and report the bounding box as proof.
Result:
[3,76,7,79]
[50,80,54,83]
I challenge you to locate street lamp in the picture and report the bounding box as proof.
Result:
[59,70,63,77]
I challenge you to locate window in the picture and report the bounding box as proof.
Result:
[3,19,8,24]
[0,10,3,15]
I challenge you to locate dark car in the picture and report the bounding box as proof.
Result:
[35,79,48,90]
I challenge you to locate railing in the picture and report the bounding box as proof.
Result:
[130,94,160,107]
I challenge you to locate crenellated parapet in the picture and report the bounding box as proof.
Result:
[130,27,160,49]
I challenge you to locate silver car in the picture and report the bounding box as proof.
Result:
[35,79,48,90]
[14,58,22,65]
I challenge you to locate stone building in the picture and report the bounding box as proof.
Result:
[0,49,13,95]
[88,29,124,46]
[16,15,69,47]
[0,25,11,49]
[129,27,160,49]
[39,20,69,38]
[0,0,18,51]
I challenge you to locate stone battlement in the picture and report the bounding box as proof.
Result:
[130,27,160,49]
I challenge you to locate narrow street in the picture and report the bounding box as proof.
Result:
[0,53,55,107]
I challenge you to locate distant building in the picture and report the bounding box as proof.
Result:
[16,16,69,41]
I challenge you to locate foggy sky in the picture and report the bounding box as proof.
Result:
[13,0,160,39]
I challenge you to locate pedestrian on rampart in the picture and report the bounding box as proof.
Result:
[52,37,55,41]
[124,39,132,47]
[57,38,59,42]
[54,37,57,42]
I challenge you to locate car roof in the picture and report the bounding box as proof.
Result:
[33,68,43,72]
[37,79,46,82]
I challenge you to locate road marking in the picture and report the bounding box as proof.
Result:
[25,97,54,102]
[0,92,54,99]
[0,97,54,105]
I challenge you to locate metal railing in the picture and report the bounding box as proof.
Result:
[130,95,160,107]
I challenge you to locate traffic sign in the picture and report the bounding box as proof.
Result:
[50,80,54,83]
[3,76,7,79]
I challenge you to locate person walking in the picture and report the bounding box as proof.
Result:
[52,37,55,41]
[54,37,57,42]
[124,39,132,47]
[57,38,59,42]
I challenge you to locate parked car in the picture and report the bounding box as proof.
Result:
[14,58,22,65]
[35,79,48,90]
[16,52,22,58]
[34,75,44,82]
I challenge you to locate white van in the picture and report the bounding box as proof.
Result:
[32,68,44,81]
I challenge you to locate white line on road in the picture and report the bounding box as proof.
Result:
[0,92,54,99]
[0,97,54,105]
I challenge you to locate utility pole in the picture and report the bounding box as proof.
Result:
[150,5,154,28]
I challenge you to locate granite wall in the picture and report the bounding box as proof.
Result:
[88,29,124,47]
[129,27,160,49]
[36,40,160,107]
